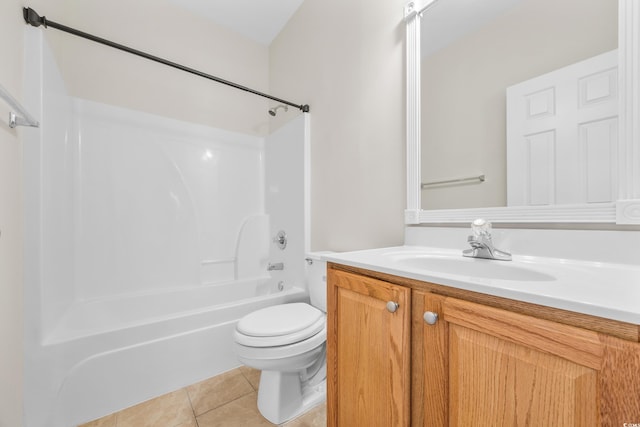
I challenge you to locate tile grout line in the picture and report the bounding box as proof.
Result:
[185,368,258,420]
[239,367,259,391]
[194,387,257,420]
[184,385,199,427]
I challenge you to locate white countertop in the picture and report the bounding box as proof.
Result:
[323,245,640,325]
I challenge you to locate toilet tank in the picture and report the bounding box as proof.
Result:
[306,252,332,313]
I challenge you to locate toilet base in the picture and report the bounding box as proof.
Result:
[257,370,326,424]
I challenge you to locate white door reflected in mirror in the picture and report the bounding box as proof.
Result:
[507,50,618,207]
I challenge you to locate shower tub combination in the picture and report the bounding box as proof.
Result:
[22,29,309,427]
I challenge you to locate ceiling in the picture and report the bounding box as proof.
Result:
[169,0,306,45]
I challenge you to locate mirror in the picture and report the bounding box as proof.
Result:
[404,0,640,224]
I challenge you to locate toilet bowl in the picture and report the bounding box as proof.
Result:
[233,254,328,424]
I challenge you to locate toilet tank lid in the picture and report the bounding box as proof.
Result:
[237,303,324,337]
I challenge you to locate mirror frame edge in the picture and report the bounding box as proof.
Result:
[404,0,640,225]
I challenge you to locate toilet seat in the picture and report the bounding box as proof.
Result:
[235,325,326,363]
[235,303,326,347]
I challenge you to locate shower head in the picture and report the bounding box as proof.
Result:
[268,104,289,116]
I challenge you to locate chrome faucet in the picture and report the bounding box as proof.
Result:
[462,219,512,261]
[267,262,284,271]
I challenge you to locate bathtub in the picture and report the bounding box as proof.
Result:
[42,279,308,427]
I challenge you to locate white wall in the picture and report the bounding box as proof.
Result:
[421,0,618,210]
[269,0,407,252]
[0,0,25,425]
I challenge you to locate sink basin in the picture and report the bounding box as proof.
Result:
[394,254,556,282]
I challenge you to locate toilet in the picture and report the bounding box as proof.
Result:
[233,254,328,424]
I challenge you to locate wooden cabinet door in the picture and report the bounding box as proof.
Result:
[444,298,604,426]
[327,268,411,427]
[415,294,640,426]
[412,291,448,427]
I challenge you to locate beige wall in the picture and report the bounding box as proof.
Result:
[0,1,25,425]
[270,0,407,252]
[42,0,270,136]
[421,0,618,210]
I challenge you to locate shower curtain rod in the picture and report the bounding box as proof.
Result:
[22,7,310,113]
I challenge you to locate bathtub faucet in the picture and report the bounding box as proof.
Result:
[267,262,284,271]
[462,219,511,261]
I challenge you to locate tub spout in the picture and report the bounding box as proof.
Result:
[267,262,284,271]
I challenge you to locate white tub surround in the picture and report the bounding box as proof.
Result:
[323,227,640,325]
[22,28,311,427]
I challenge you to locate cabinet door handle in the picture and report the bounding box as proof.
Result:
[423,311,439,325]
[386,301,399,313]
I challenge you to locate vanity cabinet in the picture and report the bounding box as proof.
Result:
[326,267,411,427]
[327,264,640,426]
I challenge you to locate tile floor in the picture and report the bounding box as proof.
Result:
[79,366,326,427]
